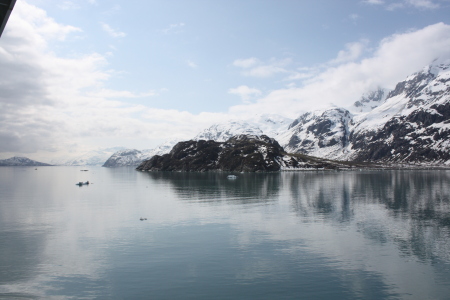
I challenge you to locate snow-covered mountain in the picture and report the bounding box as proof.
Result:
[112,60,450,167]
[193,114,292,142]
[186,60,450,165]
[279,60,450,165]
[102,140,177,167]
[52,147,125,166]
[103,115,292,167]
[349,60,450,164]
[0,156,52,166]
[351,88,388,113]
[277,107,353,159]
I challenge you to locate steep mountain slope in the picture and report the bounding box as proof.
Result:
[277,108,353,159]
[350,61,450,163]
[0,156,52,166]
[277,60,450,165]
[351,88,388,113]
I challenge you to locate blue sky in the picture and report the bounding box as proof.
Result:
[1,0,450,160]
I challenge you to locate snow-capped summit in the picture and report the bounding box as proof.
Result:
[351,87,389,113]
[193,114,293,142]
[278,108,352,159]
[276,60,450,164]
[349,60,450,163]
[194,120,263,142]
[248,114,293,138]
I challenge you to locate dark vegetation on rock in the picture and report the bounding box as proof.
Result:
[137,135,284,172]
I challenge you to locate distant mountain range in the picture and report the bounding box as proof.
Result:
[106,60,450,167]
[0,156,52,166]
[51,147,126,166]
[34,59,442,168]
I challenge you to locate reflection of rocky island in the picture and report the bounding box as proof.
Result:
[143,171,282,203]
[136,135,358,172]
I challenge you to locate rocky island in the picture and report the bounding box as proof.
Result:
[136,134,372,172]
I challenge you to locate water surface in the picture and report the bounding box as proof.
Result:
[0,167,449,299]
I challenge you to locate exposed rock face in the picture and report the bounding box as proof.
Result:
[137,135,285,172]
[278,108,353,159]
[0,156,52,166]
[352,88,387,113]
[275,60,450,165]
[350,62,450,164]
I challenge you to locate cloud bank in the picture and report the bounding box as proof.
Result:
[230,22,450,118]
[1,1,450,161]
[0,2,226,160]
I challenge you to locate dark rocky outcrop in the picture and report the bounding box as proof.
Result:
[136,135,285,172]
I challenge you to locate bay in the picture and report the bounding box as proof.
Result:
[0,167,449,299]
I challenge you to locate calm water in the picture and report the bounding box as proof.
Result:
[0,167,449,299]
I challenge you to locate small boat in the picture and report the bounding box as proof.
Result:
[75,181,90,186]
[227,175,238,179]
[140,217,147,221]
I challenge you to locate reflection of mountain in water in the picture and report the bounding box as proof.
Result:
[286,170,450,264]
[149,170,450,265]
[143,172,282,204]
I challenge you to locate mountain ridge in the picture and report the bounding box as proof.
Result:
[0,156,52,166]
[115,60,450,168]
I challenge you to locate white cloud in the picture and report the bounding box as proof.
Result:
[186,60,198,68]
[362,0,384,4]
[228,86,262,102]
[233,57,259,68]
[100,22,126,38]
[233,57,291,78]
[2,1,450,161]
[330,40,369,64]
[229,23,450,118]
[0,1,211,159]
[366,0,442,10]
[101,4,121,16]
[405,0,440,9]
[58,1,80,10]
[349,13,360,22]
[161,23,185,34]
[87,89,157,99]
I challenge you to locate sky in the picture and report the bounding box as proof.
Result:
[1,0,450,161]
